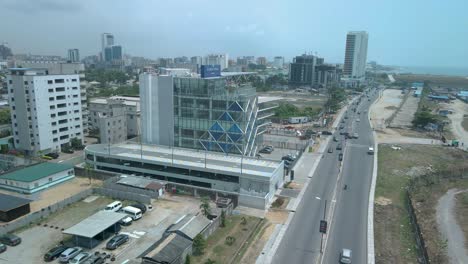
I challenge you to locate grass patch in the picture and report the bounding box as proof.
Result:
[462,117,468,132]
[374,144,468,264]
[191,215,261,264]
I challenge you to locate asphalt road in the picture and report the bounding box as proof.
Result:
[273,89,379,264]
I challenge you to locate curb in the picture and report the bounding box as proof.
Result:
[367,89,382,264]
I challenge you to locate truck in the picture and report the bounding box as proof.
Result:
[288,116,309,124]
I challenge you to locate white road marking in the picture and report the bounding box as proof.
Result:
[315,196,321,200]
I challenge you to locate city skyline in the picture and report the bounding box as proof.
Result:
[0,0,467,68]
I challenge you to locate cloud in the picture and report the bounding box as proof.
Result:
[0,0,84,14]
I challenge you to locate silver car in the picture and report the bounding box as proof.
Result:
[340,248,352,263]
[69,252,91,264]
[59,247,82,263]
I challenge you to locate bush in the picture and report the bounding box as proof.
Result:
[193,234,206,256]
[225,236,236,246]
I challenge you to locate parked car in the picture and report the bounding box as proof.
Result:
[0,244,6,254]
[44,245,68,262]
[130,203,147,214]
[46,152,59,159]
[281,155,296,162]
[82,253,106,264]
[106,234,129,250]
[59,247,82,263]
[69,252,91,264]
[259,147,273,154]
[321,131,332,135]
[336,143,342,150]
[0,234,21,246]
[333,136,338,142]
[356,118,360,122]
[328,147,333,153]
[352,133,359,139]
[338,153,343,161]
[119,216,133,226]
[255,153,263,158]
[339,125,345,129]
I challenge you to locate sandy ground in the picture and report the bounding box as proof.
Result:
[240,222,274,264]
[370,89,404,129]
[440,99,468,145]
[390,94,420,128]
[436,189,468,264]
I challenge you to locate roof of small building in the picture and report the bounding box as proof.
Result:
[143,233,192,263]
[168,214,211,240]
[0,193,32,212]
[0,162,73,182]
[63,211,128,238]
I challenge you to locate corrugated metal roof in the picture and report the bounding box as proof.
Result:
[0,193,32,212]
[168,214,211,240]
[143,233,191,263]
[0,162,73,182]
[63,211,127,238]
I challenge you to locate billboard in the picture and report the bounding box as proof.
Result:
[200,64,221,78]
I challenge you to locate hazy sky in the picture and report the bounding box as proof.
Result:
[1,0,467,67]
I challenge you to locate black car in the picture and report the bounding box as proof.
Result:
[336,144,342,150]
[321,131,332,135]
[130,203,147,214]
[46,152,59,159]
[0,234,21,246]
[44,245,68,262]
[281,155,295,162]
[0,244,6,254]
[106,234,129,250]
[338,153,343,161]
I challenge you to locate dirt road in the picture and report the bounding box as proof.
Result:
[441,99,468,145]
[436,189,468,264]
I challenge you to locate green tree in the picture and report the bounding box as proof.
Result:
[204,259,216,264]
[412,110,438,127]
[200,196,211,217]
[0,109,11,125]
[220,210,226,227]
[193,234,206,256]
[185,255,191,264]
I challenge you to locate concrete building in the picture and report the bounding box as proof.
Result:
[142,233,192,264]
[96,99,127,144]
[0,162,74,193]
[203,54,228,70]
[11,61,89,133]
[84,143,284,209]
[273,56,284,68]
[343,31,368,79]
[160,68,192,77]
[140,74,174,146]
[257,57,267,66]
[139,72,273,156]
[0,193,32,222]
[101,33,114,61]
[89,96,140,139]
[289,54,320,87]
[67,49,80,63]
[7,68,83,155]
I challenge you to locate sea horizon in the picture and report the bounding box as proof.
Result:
[396,65,468,77]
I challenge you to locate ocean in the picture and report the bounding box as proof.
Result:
[397,66,468,77]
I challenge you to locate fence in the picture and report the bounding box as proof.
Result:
[102,176,160,199]
[201,203,234,239]
[94,187,151,204]
[74,166,117,181]
[405,191,430,264]
[0,189,93,236]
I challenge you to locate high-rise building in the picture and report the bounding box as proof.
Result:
[190,56,202,66]
[91,99,127,144]
[67,49,80,62]
[289,54,320,86]
[7,68,83,155]
[101,33,114,61]
[139,72,273,156]
[257,57,267,66]
[203,54,228,70]
[12,61,89,133]
[273,56,284,68]
[343,31,368,79]
[111,45,122,60]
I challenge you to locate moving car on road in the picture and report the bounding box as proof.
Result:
[338,153,343,161]
[340,248,352,263]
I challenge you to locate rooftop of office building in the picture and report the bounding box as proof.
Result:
[85,143,283,178]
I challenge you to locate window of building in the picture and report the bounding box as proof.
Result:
[54,79,64,83]
[50,105,55,110]
[59,135,69,140]
[10,89,13,93]
[73,102,79,105]
[49,97,54,101]
[24,81,28,85]
[56,95,66,100]
[9,80,12,84]
[48,88,53,92]
[52,130,57,134]
[50,114,56,118]
[55,87,65,92]
[12,106,15,110]
[53,138,58,142]
[52,122,57,126]
[72,87,78,90]
[48,80,53,84]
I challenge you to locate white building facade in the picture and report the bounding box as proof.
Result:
[343,31,368,79]
[7,68,83,155]
[139,73,174,146]
[273,56,284,68]
[203,54,228,70]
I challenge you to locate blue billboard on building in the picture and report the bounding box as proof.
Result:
[200,65,221,78]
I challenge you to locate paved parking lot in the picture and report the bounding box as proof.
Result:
[0,194,201,264]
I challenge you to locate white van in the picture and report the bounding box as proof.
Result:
[105,201,122,212]
[368,147,375,155]
[121,206,142,220]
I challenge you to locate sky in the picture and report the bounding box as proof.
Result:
[1,0,467,68]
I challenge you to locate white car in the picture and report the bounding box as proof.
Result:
[356,118,360,122]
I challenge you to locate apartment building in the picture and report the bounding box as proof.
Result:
[7,68,83,155]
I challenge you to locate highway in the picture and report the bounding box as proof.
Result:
[273,89,379,264]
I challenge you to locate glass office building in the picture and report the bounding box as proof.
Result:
[173,77,265,156]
